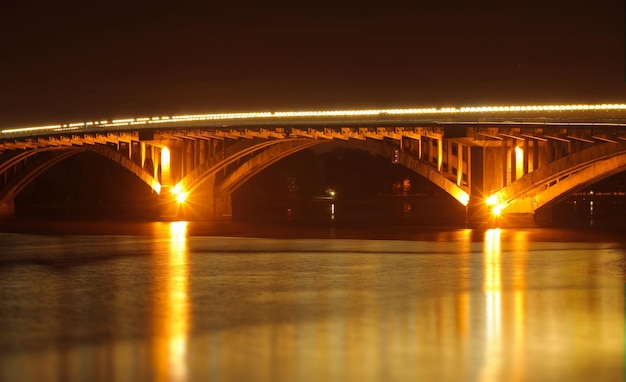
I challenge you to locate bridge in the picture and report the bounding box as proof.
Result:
[1,103,626,225]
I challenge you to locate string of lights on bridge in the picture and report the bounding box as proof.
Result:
[2,103,626,135]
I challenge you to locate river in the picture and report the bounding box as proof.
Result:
[0,219,624,381]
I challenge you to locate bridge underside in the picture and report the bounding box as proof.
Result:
[1,119,626,225]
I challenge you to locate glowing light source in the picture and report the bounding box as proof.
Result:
[161,147,171,185]
[492,204,505,216]
[486,194,499,206]
[171,183,188,204]
[175,191,188,204]
[162,147,171,164]
[486,194,505,215]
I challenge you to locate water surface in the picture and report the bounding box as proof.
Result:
[0,221,624,381]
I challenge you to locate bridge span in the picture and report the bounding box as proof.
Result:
[1,103,626,225]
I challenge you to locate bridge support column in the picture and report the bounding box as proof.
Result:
[163,175,233,220]
[437,138,443,172]
[466,197,490,227]
[501,138,508,187]
[215,194,233,219]
[0,201,15,218]
[510,141,517,183]
[523,139,529,175]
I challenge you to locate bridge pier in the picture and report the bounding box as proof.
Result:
[0,201,15,218]
[466,201,537,228]
[214,194,233,219]
[185,185,231,220]
[466,198,491,227]
[158,174,233,221]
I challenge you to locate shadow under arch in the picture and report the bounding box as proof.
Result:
[333,139,470,206]
[197,137,469,214]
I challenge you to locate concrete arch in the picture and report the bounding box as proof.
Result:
[0,149,82,204]
[396,151,470,206]
[179,139,322,193]
[0,147,73,175]
[491,142,626,213]
[533,155,626,209]
[85,145,161,194]
[211,138,471,218]
[216,140,328,195]
[169,139,328,218]
[0,146,161,212]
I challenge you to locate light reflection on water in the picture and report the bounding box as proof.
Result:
[0,222,624,381]
[482,229,503,382]
[157,221,189,382]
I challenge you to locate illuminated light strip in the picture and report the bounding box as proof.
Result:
[438,121,626,127]
[2,103,626,134]
[104,122,133,127]
[1,125,63,134]
[112,118,135,124]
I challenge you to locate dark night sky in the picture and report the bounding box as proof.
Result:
[0,1,624,126]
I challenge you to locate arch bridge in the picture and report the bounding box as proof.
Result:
[1,104,626,224]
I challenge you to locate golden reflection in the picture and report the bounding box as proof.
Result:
[511,230,528,381]
[482,228,502,380]
[456,229,472,339]
[155,221,189,382]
